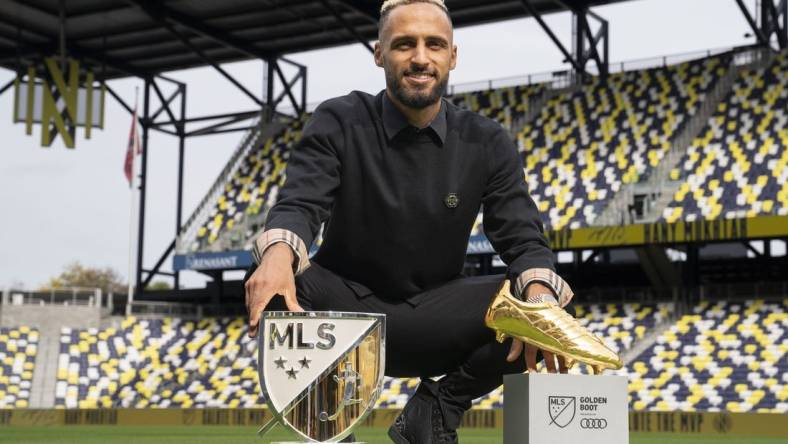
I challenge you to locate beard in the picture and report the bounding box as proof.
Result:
[386,65,449,109]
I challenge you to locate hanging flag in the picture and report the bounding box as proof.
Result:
[123,109,141,186]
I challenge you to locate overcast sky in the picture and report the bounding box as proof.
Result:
[0,0,754,290]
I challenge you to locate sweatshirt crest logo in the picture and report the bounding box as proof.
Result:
[445,193,460,209]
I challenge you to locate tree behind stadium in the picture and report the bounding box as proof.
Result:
[41,261,127,294]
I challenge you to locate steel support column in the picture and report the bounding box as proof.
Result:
[300,66,308,114]
[161,22,263,107]
[519,0,581,73]
[273,61,302,115]
[137,76,187,289]
[520,0,608,83]
[151,79,179,127]
[266,59,276,122]
[0,78,14,96]
[135,57,307,293]
[150,88,180,121]
[320,0,375,54]
[569,3,609,81]
[175,83,186,289]
[736,0,788,50]
[135,78,151,299]
[142,239,176,289]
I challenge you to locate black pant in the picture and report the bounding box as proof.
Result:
[248,262,564,429]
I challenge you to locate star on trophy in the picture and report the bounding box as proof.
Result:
[257,311,386,443]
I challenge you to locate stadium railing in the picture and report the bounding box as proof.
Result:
[578,285,681,305]
[699,281,788,302]
[446,44,753,97]
[127,301,245,319]
[593,44,758,75]
[577,282,788,306]
[0,287,104,308]
[121,281,786,321]
[447,70,569,95]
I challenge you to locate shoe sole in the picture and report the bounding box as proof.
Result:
[387,426,410,444]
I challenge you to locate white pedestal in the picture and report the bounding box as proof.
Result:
[504,373,629,444]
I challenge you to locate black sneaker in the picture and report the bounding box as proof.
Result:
[387,382,458,444]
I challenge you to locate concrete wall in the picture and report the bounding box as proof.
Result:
[0,304,101,332]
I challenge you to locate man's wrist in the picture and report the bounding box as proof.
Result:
[253,228,311,274]
[263,242,295,266]
[525,282,554,298]
[514,268,574,307]
[524,282,558,304]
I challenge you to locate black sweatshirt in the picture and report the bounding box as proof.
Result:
[265,90,555,304]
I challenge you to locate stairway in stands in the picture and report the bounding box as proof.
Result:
[595,54,741,225]
[30,331,57,408]
[639,50,772,222]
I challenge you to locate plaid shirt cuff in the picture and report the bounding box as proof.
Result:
[514,268,574,307]
[252,228,311,275]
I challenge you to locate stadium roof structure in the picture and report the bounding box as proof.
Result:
[0,0,628,79]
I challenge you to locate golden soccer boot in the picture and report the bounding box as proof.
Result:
[484,280,623,374]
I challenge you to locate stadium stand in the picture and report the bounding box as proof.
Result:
[51,297,787,414]
[0,326,38,408]
[662,50,788,222]
[53,303,667,410]
[627,299,787,413]
[574,302,674,356]
[55,317,259,408]
[187,55,732,250]
[448,83,546,132]
[48,50,786,417]
[193,116,308,250]
[517,56,730,230]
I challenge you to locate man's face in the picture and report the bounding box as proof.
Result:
[375,3,457,109]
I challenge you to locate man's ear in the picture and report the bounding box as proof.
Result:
[374,41,384,67]
[450,44,458,71]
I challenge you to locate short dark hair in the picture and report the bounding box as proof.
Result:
[378,0,452,38]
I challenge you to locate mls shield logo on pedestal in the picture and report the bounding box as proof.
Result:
[258,311,386,442]
[548,396,576,428]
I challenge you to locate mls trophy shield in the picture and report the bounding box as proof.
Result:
[257,311,386,443]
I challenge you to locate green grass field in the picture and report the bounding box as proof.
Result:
[0,426,783,444]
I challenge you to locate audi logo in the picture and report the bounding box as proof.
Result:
[580,418,608,429]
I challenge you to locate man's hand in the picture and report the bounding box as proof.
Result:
[245,243,303,338]
[505,281,568,374]
[506,340,568,373]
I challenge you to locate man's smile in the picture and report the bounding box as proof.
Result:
[403,71,436,87]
